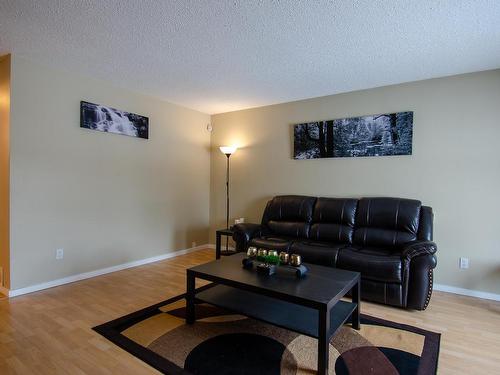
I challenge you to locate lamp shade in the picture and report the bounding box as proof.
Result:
[219,145,237,155]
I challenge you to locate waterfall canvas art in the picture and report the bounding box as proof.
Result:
[80,101,149,139]
[293,111,413,159]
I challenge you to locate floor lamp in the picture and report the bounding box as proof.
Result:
[219,146,237,252]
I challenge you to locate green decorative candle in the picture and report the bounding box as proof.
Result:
[265,255,280,265]
[257,249,268,262]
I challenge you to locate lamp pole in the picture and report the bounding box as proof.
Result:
[225,153,230,231]
[219,146,237,253]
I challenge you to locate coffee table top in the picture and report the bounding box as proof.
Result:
[188,253,360,309]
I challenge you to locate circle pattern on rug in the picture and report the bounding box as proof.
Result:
[379,347,420,375]
[334,346,420,375]
[184,333,286,375]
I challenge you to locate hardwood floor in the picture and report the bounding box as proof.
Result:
[0,248,498,374]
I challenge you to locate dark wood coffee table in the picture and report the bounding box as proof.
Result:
[186,253,360,374]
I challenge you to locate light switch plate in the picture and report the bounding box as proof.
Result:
[56,248,64,260]
[459,257,469,269]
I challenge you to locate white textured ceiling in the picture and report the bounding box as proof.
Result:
[1,1,500,114]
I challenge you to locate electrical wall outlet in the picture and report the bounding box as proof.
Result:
[459,257,469,269]
[191,241,197,248]
[56,248,64,260]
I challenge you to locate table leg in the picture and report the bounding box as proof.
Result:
[351,280,361,330]
[318,309,330,375]
[215,232,221,260]
[186,270,195,324]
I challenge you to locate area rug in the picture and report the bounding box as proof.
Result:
[94,291,440,374]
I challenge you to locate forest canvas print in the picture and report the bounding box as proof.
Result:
[80,101,149,139]
[294,111,413,159]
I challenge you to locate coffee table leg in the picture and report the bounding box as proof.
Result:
[352,280,361,330]
[186,270,195,324]
[318,309,330,375]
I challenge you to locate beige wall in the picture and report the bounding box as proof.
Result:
[0,55,10,289]
[6,55,500,296]
[9,56,211,290]
[210,69,500,295]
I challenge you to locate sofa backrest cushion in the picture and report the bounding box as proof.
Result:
[353,197,421,248]
[310,198,358,243]
[261,195,316,238]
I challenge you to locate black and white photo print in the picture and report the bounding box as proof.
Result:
[294,111,413,159]
[80,101,149,139]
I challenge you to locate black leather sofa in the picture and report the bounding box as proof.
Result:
[232,195,437,310]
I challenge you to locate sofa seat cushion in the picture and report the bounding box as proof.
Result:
[289,241,345,267]
[249,236,293,252]
[337,247,403,283]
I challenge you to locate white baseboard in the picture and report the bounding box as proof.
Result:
[433,283,500,302]
[7,244,211,298]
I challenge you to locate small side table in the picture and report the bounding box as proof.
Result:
[216,228,235,259]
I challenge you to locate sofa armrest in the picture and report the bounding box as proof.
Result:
[232,223,262,252]
[402,241,437,261]
[406,253,437,310]
[402,241,437,310]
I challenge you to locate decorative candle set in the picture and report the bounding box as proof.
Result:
[247,247,302,267]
